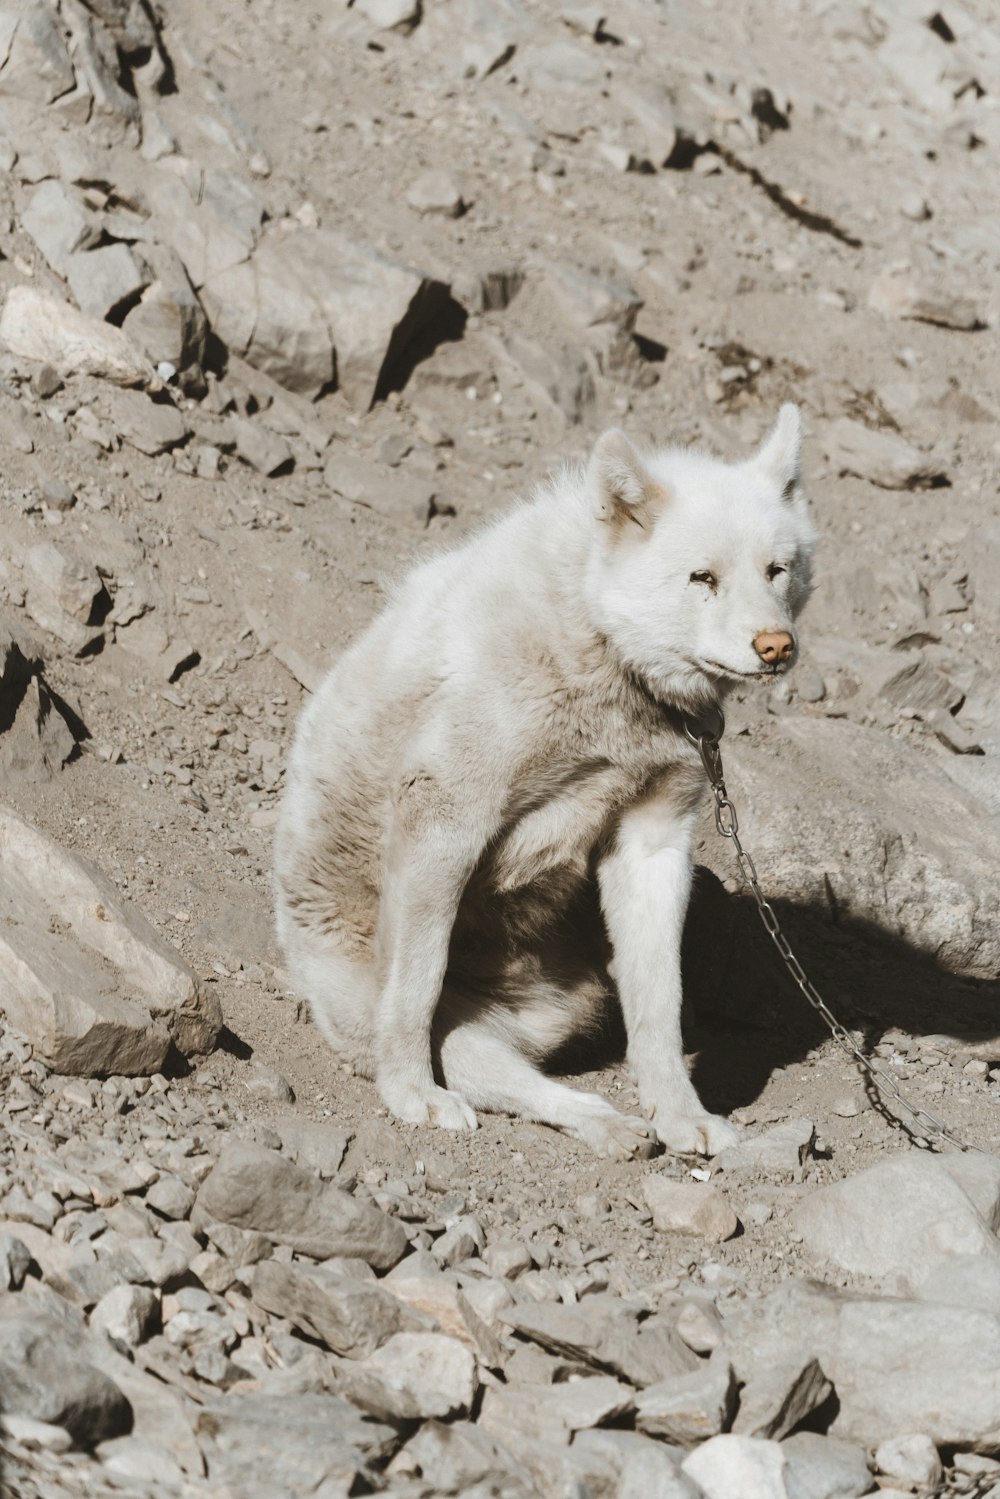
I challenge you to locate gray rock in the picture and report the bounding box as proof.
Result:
[66,245,149,322]
[0,804,221,1075]
[643,1177,739,1241]
[63,1,141,133]
[40,477,75,511]
[821,418,945,490]
[432,1213,486,1267]
[970,522,1000,632]
[780,1433,872,1499]
[0,619,77,781]
[499,1300,699,1387]
[228,414,293,476]
[202,229,451,409]
[21,181,100,276]
[402,1420,537,1496]
[683,1434,791,1498]
[732,1356,832,1440]
[875,1432,942,1489]
[145,1176,195,1221]
[195,1142,408,1268]
[101,389,189,455]
[484,1237,533,1278]
[0,2,77,105]
[0,286,158,389]
[48,1250,147,1310]
[0,1232,32,1290]
[514,1433,626,1498]
[115,618,199,682]
[723,1279,1000,1449]
[916,1253,1000,1316]
[341,1330,478,1420]
[194,1393,397,1493]
[322,450,434,527]
[715,1119,815,1178]
[203,1220,273,1268]
[127,1235,196,1287]
[517,39,606,92]
[406,170,465,218]
[675,1297,725,1354]
[384,1257,502,1365]
[635,1355,737,1443]
[481,1377,635,1442]
[270,1117,351,1175]
[355,0,421,30]
[796,669,827,703]
[144,164,261,290]
[0,1413,74,1452]
[0,1314,131,1446]
[97,1435,188,1485]
[791,1153,1000,1294]
[90,1284,159,1347]
[249,1260,419,1357]
[574,1430,698,1499]
[26,541,104,626]
[121,253,208,384]
[710,718,1000,980]
[498,331,596,425]
[615,84,685,168]
[879,657,963,716]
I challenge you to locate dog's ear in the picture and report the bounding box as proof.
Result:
[590,429,664,530]
[754,403,802,502]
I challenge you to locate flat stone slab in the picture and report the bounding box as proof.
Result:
[195,1142,408,1269]
[0,806,220,1075]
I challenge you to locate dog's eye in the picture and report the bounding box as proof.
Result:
[766,563,787,582]
[690,570,717,588]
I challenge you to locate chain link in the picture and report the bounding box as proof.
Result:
[686,712,979,1155]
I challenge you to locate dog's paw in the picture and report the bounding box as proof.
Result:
[380,1078,478,1132]
[570,1098,658,1160]
[652,1110,741,1158]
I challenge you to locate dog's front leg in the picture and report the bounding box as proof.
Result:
[599,786,740,1157]
[374,792,486,1132]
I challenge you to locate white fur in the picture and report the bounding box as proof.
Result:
[274,407,815,1158]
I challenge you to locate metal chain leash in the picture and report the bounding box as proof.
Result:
[685,710,979,1155]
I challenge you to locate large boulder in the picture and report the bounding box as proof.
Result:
[723,1279,1000,1450]
[792,1152,1000,1293]
[0,805,220,1073]
[707,717,1000,979]
[201,228,451,408]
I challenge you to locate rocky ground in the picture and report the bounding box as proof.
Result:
[1,0,1000,1494]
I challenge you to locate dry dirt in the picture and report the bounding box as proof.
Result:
[2,0,1000,1492]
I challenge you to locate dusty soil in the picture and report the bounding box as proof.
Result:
[2,0,1000,1491]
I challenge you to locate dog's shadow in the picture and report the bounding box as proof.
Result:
[683,866,1000,1116]
[557,865,999,1122]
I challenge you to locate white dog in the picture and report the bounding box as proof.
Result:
[274,406,815,1158]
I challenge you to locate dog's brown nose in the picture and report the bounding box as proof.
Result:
[753,630,794,665]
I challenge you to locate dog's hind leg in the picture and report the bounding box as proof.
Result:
[279,935,380,1077]
[437,1014,656,1160]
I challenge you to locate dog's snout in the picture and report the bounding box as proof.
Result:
[753,630,794,665]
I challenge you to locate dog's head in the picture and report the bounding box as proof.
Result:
[584,405,816,706]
